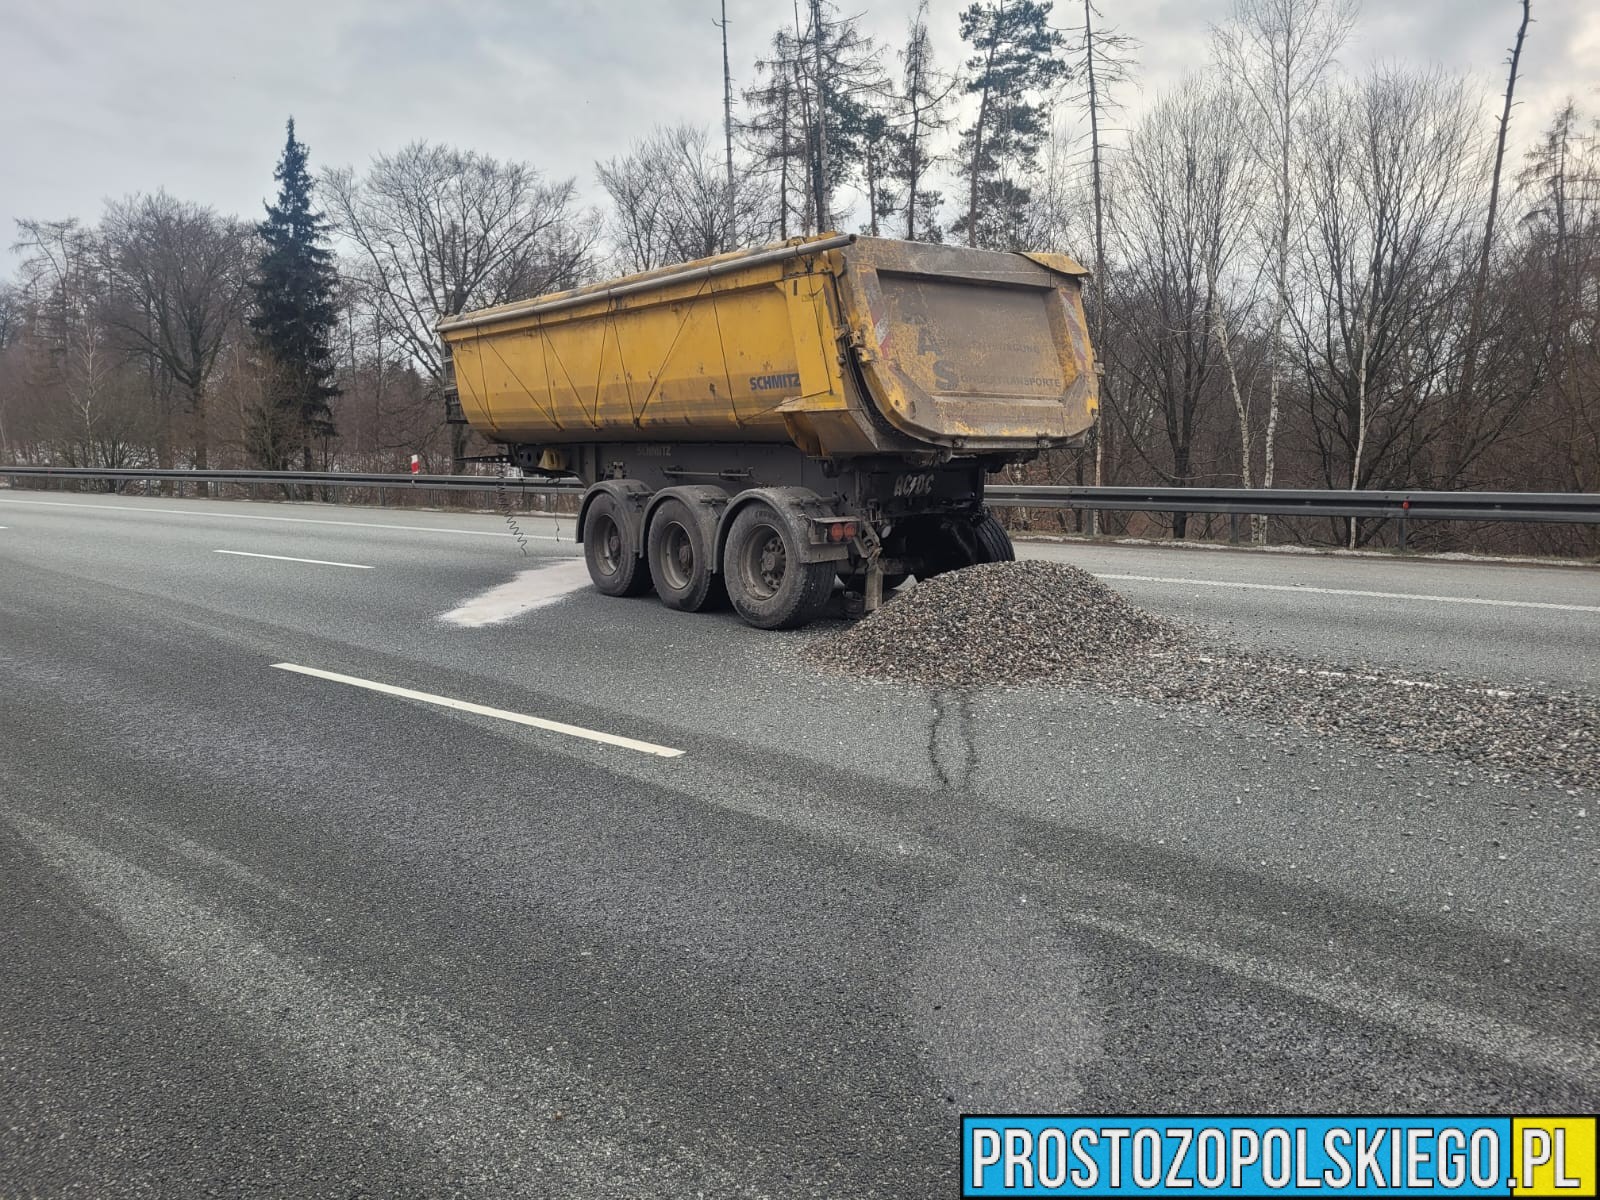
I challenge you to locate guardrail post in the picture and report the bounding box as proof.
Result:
[1398,514,1408,552]
[1229,513,1240,545]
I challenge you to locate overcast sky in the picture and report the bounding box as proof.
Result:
[3,0,1598,268]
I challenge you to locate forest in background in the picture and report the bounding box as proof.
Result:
[1,0,1596,555]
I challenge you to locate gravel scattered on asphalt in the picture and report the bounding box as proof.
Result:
[804,560,1600,789]
[807,561,1180,687]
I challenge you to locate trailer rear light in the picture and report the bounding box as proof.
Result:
[813,518,865,543]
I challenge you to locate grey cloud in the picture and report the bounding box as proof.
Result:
[2,0,1596,262]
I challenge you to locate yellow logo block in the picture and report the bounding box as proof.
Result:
[1513,1117,1597,1197]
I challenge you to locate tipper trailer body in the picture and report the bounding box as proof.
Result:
[438,234,1098,628]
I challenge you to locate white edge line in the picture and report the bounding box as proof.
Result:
[1097,573,1600,614]
[270,663,684,759]
[216,549,374,570]
[0,496,570,541]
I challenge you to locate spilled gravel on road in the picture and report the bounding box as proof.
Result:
[809,561,1182,686]
[804,561,1599,789]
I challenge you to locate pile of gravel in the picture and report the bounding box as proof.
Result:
[804,560,1599,789]
[805,560,1179,687]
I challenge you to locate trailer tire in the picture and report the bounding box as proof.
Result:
[914,510,1015,579]
[723,502,834,630]
[647,497,725,612]
[584,493,653,597]
[973,511,1015,562]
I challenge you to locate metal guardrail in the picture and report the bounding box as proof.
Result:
[4,466,1598,541]
[983,484,1600,524]
[0,465,583,495]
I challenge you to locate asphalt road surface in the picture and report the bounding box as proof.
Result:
[2,490,1596,1198]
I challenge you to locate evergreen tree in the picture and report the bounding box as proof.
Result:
[889,1,957,242]
[954,1,1068,249]
[249,118,340,470]
[742,4,885,235]
[742,31,811,238]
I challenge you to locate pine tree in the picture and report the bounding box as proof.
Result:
[249,118,340,471]
[742,4,885,235]
[889,0,957,242]
[954,1,1068,249]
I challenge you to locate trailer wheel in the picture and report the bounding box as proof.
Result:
[647,498,726,612]
[583,494,653,597]
[972,510,1015,562]
[724,503,834,629]
[914,510,1015,578]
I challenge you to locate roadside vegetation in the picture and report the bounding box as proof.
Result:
[0,0,1594,556]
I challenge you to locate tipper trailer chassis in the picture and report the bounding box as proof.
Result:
[438,234,1098,629]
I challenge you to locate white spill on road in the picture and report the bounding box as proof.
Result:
[440,559,592,627]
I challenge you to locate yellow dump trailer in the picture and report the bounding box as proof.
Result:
[437,234,1098,629]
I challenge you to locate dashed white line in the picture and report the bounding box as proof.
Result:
[270,663,684,758]
[0,496,569,541]
[216,550,374,570]
[1097,573,1600,614]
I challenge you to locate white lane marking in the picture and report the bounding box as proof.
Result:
[0,496,570,541]
[441,561,591,626]
[215,549,374,570]
[1098,573,1600,614]
[270,663,684,758]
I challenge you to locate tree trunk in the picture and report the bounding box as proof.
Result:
[1085,0,1105,534]
[191,380,210,499]
[1452,0,1531,485]
[811,0,829,229]
[967,17,1000,248]
[1349,306,1372,548]
[720,0,737,242]
[779,78,791,240]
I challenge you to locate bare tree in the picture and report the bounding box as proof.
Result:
[11,220,126,466]
[1290,67,1482,543]
[1508,101,1600,512]
[1451,0,1533,483]
[100,194,252,486]
[1212,0,1356,537]
[597,125,769,274]
[1070,0,1138,528]
[1107,80,1255,536]
[717,0,737,238]
[321,143,593,465]
[0,283,20,460]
